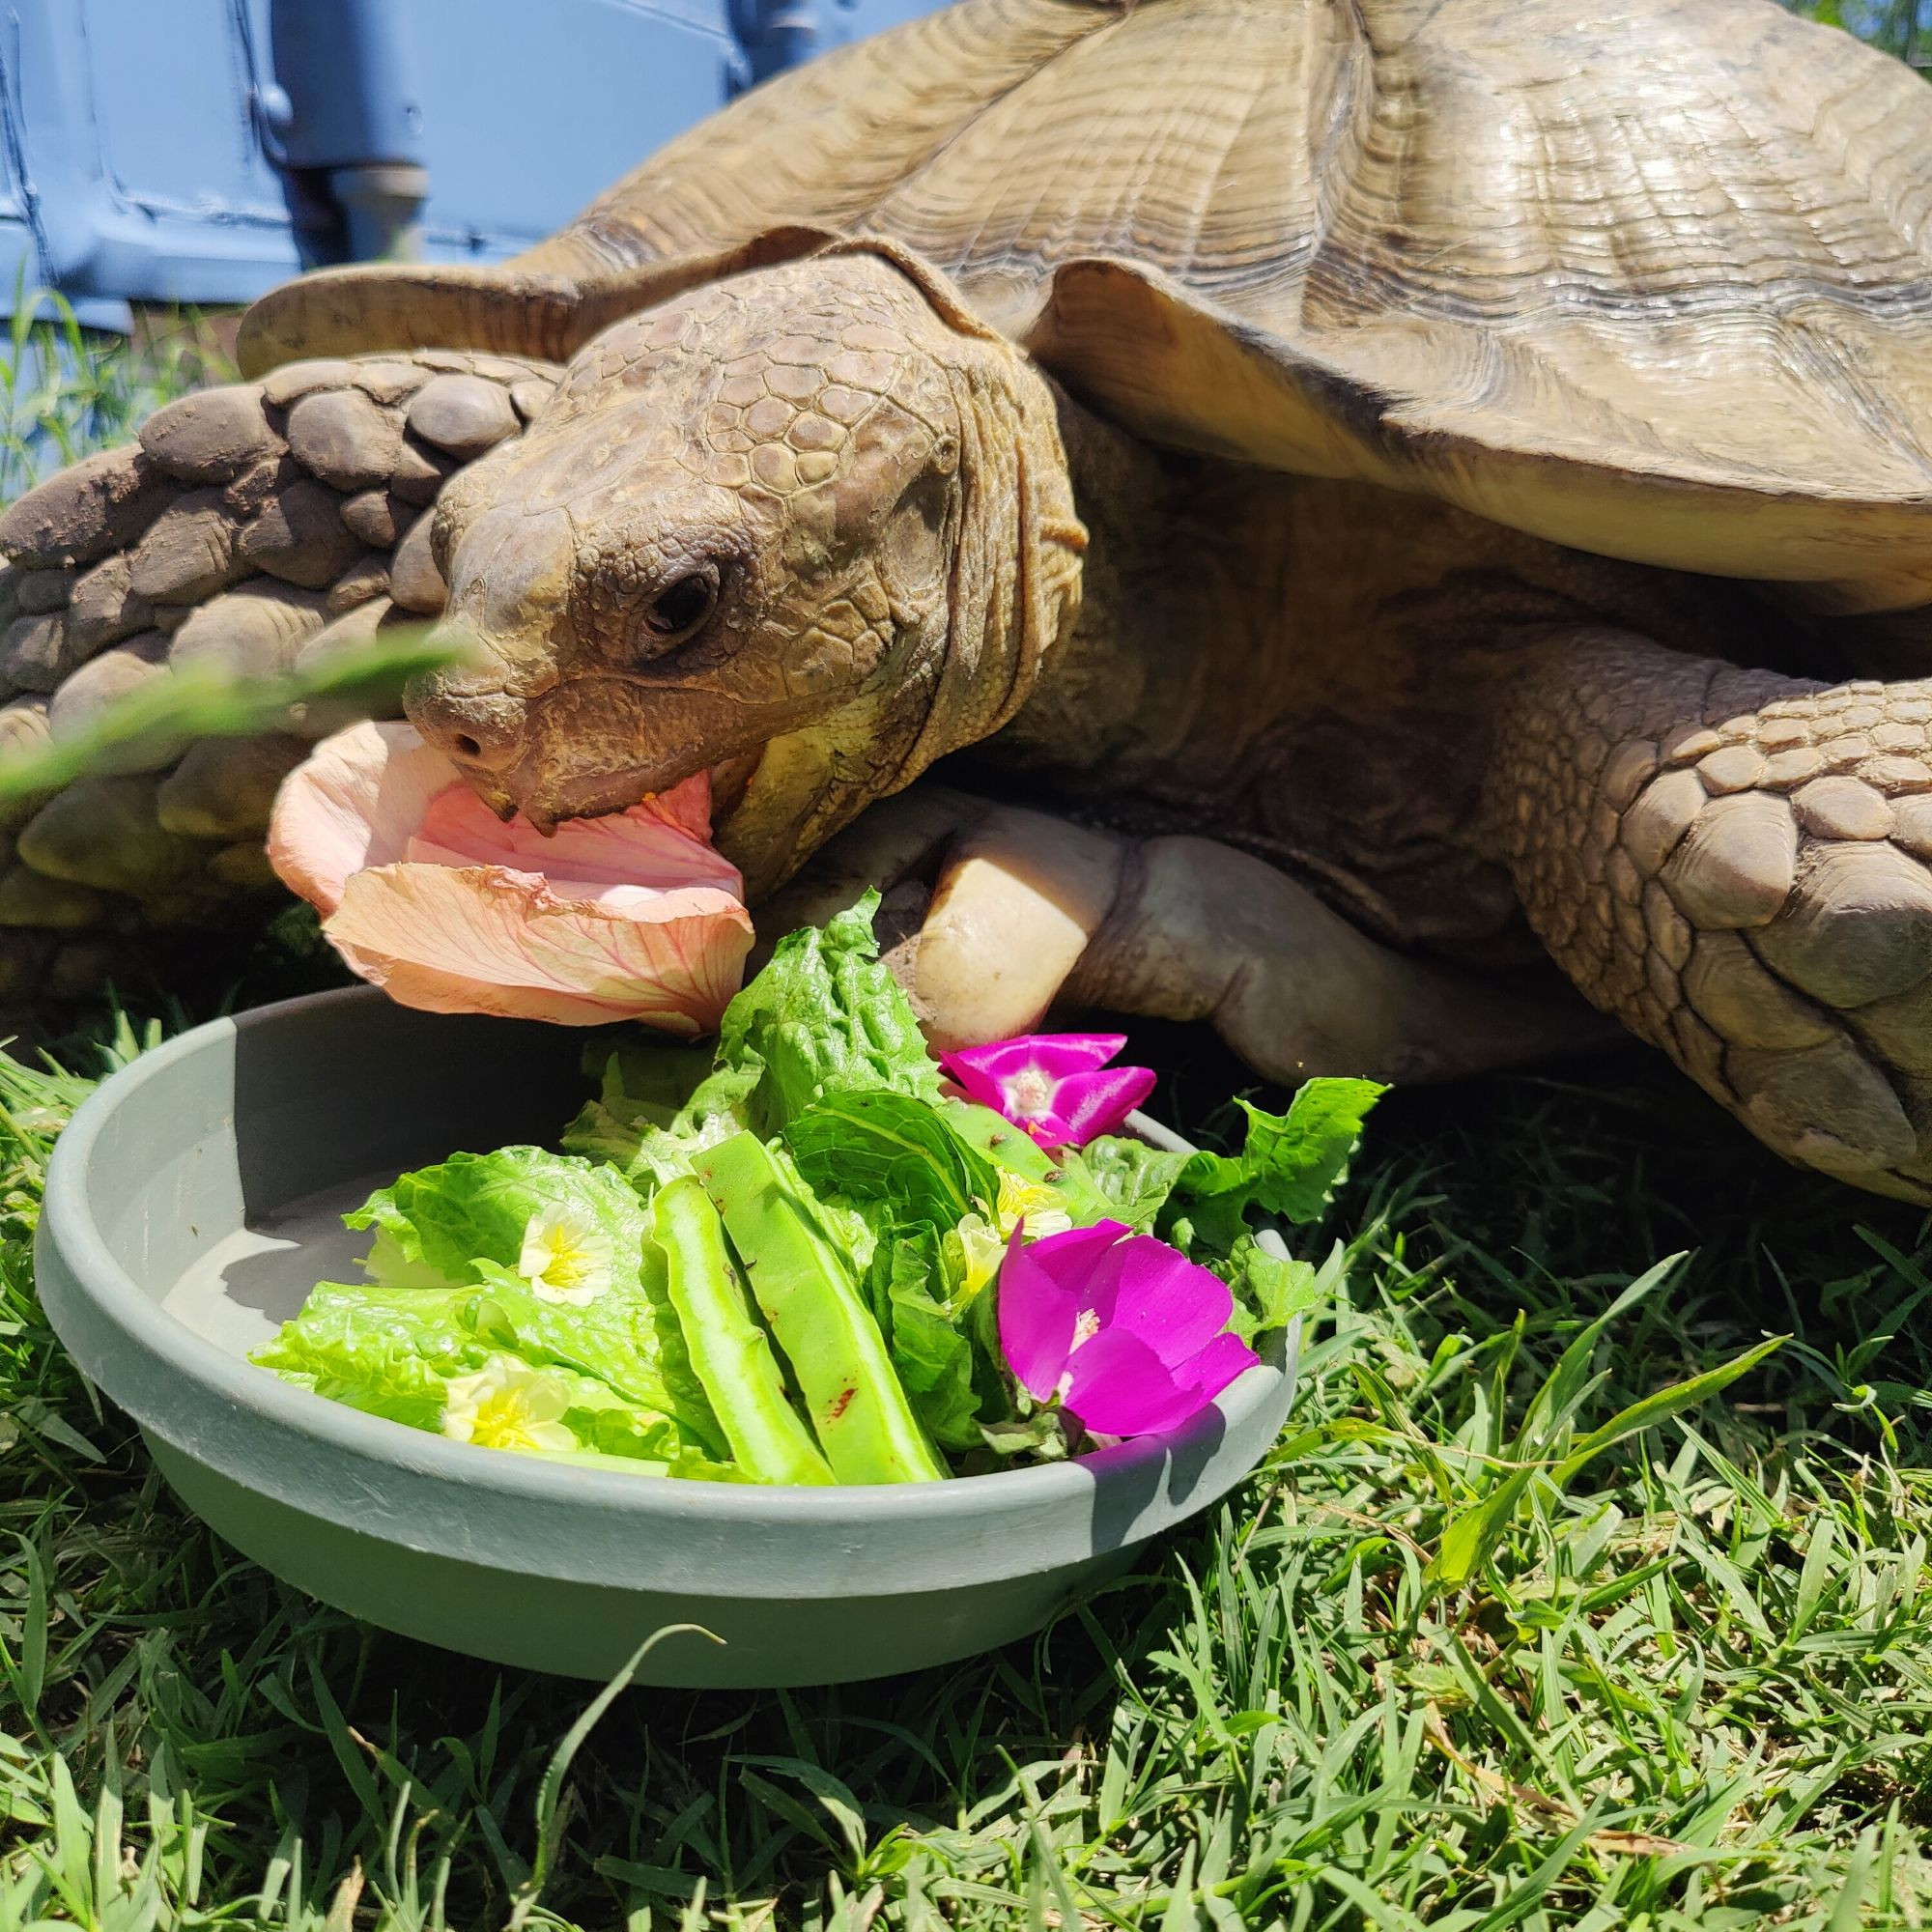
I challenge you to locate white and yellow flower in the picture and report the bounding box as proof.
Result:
[951,1172,1076,1308]
[517,1203,614,1305]
[995,1170,1073,1240]
[440,1354,580,1454]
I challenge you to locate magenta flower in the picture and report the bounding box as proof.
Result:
[997,1220,1260,1438]
[939,1032,1156,1150]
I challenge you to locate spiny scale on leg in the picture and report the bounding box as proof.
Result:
[0,348,559,1030]
[1493,633,1932,1199]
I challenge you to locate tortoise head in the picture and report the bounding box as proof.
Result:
[404,248,1085,896]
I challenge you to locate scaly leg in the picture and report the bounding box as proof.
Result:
[1486,625,1932,1201]
[0,347,558,1013]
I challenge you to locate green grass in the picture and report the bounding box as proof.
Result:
[0,290,233,499]
[3,1022,1931,1930]
[1781,0,1927,65]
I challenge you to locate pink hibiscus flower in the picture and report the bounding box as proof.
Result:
[268,721,753,1032]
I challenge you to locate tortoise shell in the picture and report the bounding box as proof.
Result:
[241,0,1932,611]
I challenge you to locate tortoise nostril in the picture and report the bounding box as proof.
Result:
[406,685,531,774]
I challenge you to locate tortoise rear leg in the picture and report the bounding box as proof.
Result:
[1487,624,1932,1201]
[761,785,1611,1083]
[0,348,559,1018]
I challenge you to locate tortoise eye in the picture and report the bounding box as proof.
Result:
[642,568,719,641]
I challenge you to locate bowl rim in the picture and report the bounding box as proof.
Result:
[41,986,1297,1566]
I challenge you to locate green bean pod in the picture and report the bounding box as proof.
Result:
[698,1134,948,1485]
[648,1176,835,1488]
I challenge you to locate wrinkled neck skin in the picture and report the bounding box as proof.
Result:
[989,386,1239,781]
[984,386,1790,959]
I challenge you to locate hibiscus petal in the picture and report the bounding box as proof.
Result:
[269,722,755,1031]
[326,863,753,1032]
[268,720,462,916]
[408,775,738,897]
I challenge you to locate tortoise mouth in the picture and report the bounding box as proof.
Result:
[495,748,764,840]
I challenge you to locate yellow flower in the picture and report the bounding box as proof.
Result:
[441,1354,580,1455]
[953,1212,1007,1304]
[518,1204,614,1305]
[995,1170,1073,1240]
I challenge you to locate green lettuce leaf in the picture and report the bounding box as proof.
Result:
[712,891,941,1136]
[1062,1135,1191,1234]
[560,1037,754,1181]
[548,1375,683,1463]
[1174,1079,1385,1251]
[864,1227,983,1451]
[348,1145,647,1282]
[250,1283,486,1429]
[252,1267,733,1463]
[560,893,934,1171]
[360,1227,464,1290]
[344,1145,724,1454]
[939,1098,1116,1227]
[583,1035,721,1130]
[778,1090,1008,1451]
[940,1097,1055,1179]
[463,1261,724,1456]
[1224,1236,1344,1346]
[783,1090,998,1239]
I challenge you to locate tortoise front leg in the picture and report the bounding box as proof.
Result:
[761,785,1609,1085]
[0,346,558,1013]
[1487,625,1932,1201]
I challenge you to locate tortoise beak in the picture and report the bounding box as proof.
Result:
[403,625,555,826]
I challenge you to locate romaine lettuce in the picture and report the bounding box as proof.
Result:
[348,1145,646,1285]
[710,892,942,1135]
[782,1090,998,1239]
[1062,1135,1191,1234]
[346,1145,724,1453]
[251,1282,485,1430]
[562,892,937,1173]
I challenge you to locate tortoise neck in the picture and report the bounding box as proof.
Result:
[995,384,1234,771]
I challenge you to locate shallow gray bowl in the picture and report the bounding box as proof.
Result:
[35,986,1299,1687]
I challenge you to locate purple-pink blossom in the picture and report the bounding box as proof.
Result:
[997,1220,1260,1439]
[939,1032,1156,1150]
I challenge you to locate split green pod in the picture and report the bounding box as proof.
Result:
[648,1176,834,1487]
[699,1133,947,1484]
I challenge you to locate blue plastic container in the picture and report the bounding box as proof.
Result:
[0,0,953,321]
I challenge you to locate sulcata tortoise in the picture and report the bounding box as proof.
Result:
[8,0,1932,1200]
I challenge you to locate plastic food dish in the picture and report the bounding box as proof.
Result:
[36,986,1300,1687]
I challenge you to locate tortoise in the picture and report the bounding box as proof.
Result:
[7,0,1932,1200]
